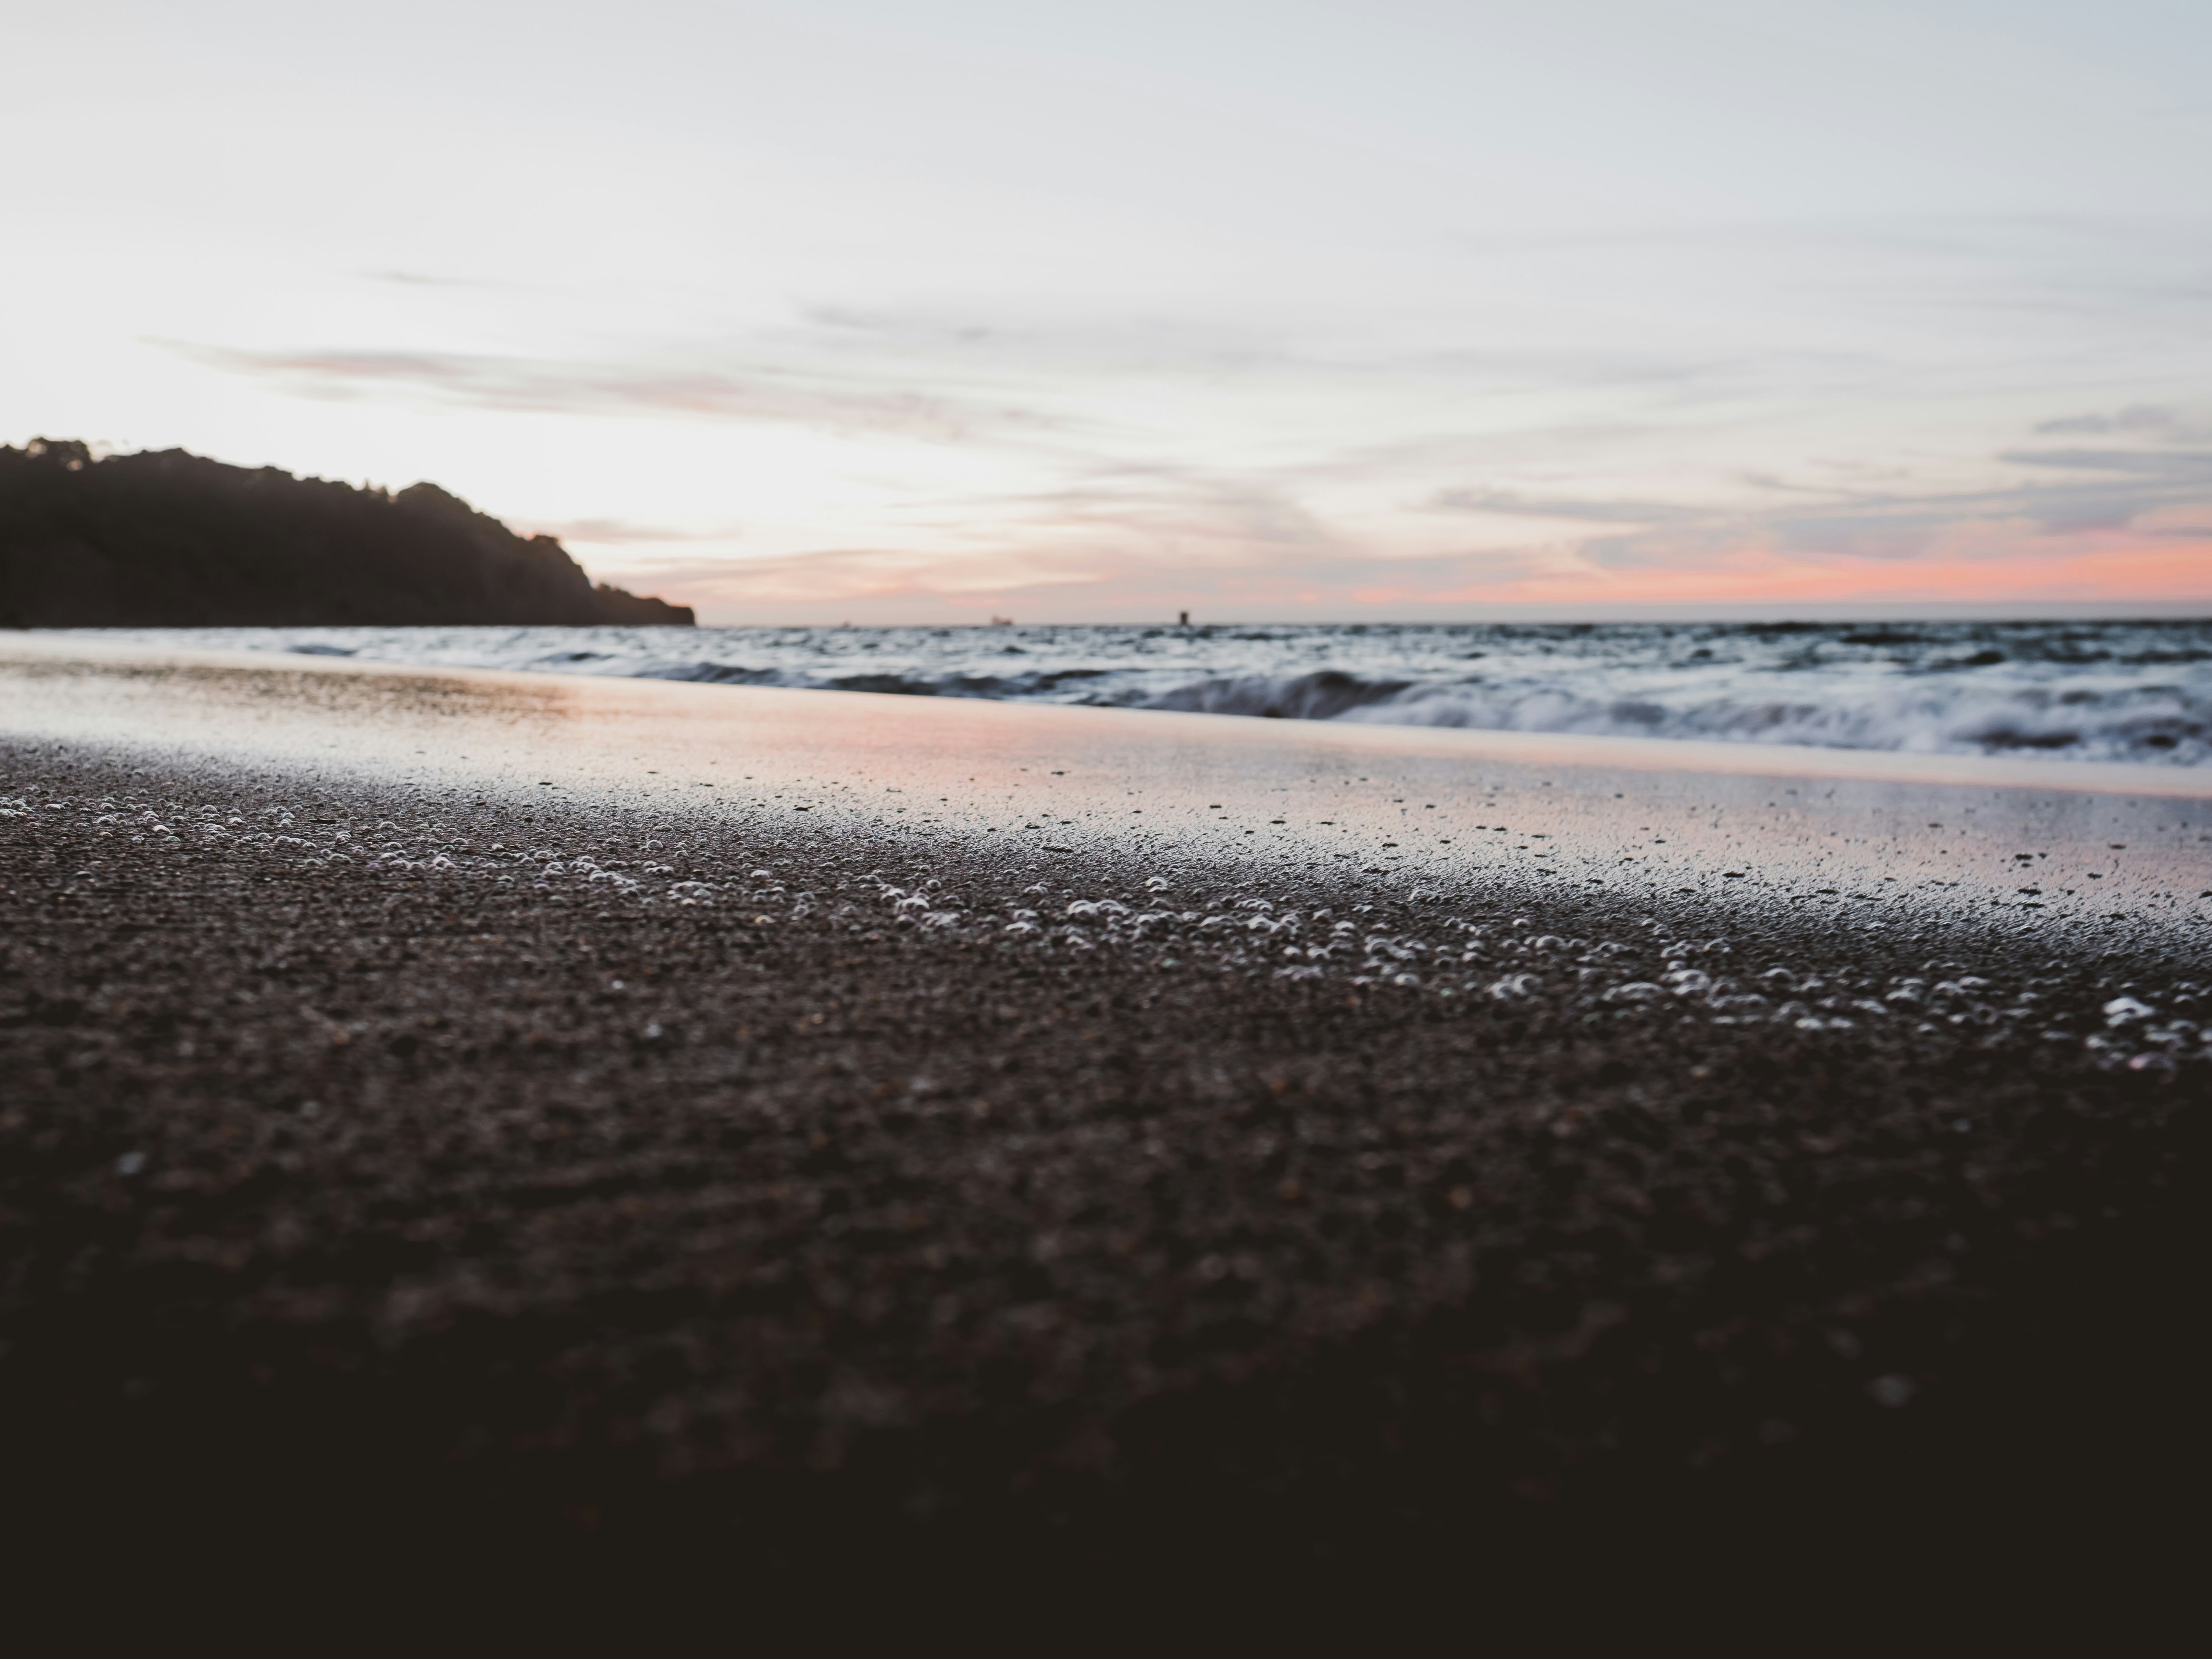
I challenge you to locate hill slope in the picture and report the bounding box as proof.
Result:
[0,439,694,627]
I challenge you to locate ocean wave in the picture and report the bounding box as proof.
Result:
[49,619,2212,764]
[1136,669,1414,721]
[639,663,1114,699]
[1128,671,2209,763]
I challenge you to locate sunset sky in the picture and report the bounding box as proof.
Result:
[9,0,2210,622]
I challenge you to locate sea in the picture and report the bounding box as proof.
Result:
[66,619,2212,766]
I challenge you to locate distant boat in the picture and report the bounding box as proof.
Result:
[988,615,1014,626]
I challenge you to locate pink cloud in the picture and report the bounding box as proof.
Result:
[615,511,2212,624]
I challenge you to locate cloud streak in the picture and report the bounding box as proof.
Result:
[162,342,1070,446]
[600,422,2212,619]
[758,429,2212,617]
[520,517,743,546]
[1995,447,2212,483]
[1424,488,1706,525]
[2033,404,2194,438]
[149,255,2212,622]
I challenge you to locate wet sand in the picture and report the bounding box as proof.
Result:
[2,643,2205,1620]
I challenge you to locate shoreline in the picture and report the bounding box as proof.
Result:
[10,631,2212,803]
[1,647,2205,1606]
[15,615,2211,776]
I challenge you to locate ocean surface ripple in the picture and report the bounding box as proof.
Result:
[65,619,2212,765]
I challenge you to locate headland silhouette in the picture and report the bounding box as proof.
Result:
[0,438,693,627]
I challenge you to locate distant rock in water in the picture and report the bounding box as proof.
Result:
[0,438,694,627]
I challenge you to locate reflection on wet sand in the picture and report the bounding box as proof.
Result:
[3,638,2208,942]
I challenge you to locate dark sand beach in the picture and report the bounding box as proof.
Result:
[3,642,2205,1621]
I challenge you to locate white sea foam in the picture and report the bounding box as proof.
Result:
[55,620,2212,764]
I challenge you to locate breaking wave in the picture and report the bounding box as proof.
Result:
[1126,669,2210,764]
[51,618,2212,765]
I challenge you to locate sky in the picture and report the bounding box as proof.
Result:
[7,0,2211,623]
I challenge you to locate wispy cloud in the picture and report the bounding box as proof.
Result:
[1423,488,1705,525]
[1574,445,2212,567]
[364,270,491,288]
[2032,404,2192,437]
[160,342,1070,445]
[522,517,743,546]
[1994,447,2212,482]
[794,301,1760,394]
[972,465,1351,560]
[151,267,2212,620]
[619,540,1551,621]
[604,422,2212,619]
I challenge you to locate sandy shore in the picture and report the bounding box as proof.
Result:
[2,644,2205,1615]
